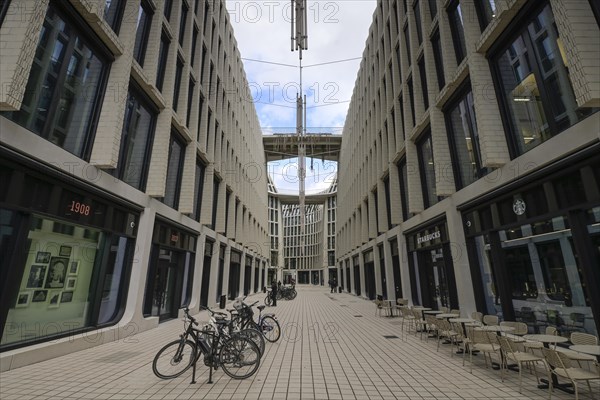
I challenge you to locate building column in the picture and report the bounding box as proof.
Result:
[189,234,207,313]
[358,252,366,298]
[383,239,396,301]
[221,245,231,304]
[207,239,221,308]
[398,234,412,305]
[373,244,383,296]
[446,208,477,315]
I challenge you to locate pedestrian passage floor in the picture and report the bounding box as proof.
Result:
[1,286,598,399]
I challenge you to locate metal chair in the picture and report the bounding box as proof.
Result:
[543,348,600,400]
[497,336,549,394]
[483,314,499,326]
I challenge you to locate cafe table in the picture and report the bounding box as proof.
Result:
[435,313,460,320]
[448,318,478,354]
[382,300,396,317]
[569,344,600,362]
[423,310,443,315]
[523,334,571,393]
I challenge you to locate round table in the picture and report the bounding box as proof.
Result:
[436,313,460,320]
[478,325,515,334]
[569,344,600,362]
[423,310,443,315]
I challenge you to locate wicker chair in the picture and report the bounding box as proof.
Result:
[497,336,549,394]
[463,326,500,373]
[436,318,459,356]
[562,332,599,366]
[483,314,499,326]
[471,311,483,324]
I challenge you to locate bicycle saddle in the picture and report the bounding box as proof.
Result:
[257,305,266,311]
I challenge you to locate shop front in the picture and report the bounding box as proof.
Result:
[244,255,252,295]
[390,237,402,300]
[345,259,351,293]
[143,219,196,322]
[406,219,459,310]
[254,259,260,293]
[215,245,225,303]
[200,240,214,307]
[0,153,138,350]
[463,150,600,336]
[353,255,361,296]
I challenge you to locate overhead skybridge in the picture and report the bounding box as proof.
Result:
[263,134,342,162]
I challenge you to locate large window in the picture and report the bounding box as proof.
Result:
[0,0,11,26]
[163,0,173,21]
[475,0,496,31]
[413,0,423,45]
[428,0,437,20]
[397,158,409,221]
[133,0,153,67]
[103,0,125,33]
[163,131,186,210]
[178,1,188,46]
[492,3,596,157]
[211,177,220,230]
[417,130,439,208]
[431,29,445,90]
[407,77,416,127]
[403,24,411,66]
[192,159,206,222]
[114,86,157,190]
[445,87,487,188]
[3,3,109,160]
[447,0,467,64]
[172,57,184,112]
[156,32,170,92]
[417,57,429,110]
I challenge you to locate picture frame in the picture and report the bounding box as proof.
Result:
[59,245,72,257]
[16,291,31,308]
[45,257,69,289]
[60,291,73,303]
[36,251,51,264]
[68,260,79,276]
[26,265,47,288]
[32,290,48,303]
[48,291,61,308]
[66,277,77,290]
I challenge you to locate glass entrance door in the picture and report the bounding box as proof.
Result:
[153,259,177,321]
[417,248,449,310]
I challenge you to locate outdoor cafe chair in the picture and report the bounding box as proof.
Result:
[497,336,549,394]
[463,326,501,374]
[471,311,483,323]
[483,314,499,326]
[436,318,460,356]
[543,348,600,400]
[524,326,558,354]
[500,321,528,343]
[562,332,599,367]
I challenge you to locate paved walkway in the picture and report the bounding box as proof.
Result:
[1,286,598,400]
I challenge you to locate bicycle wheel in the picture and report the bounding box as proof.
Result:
[238,328,265,357]
[260,316,281,343]
[289,289,297,300]
[264,294,272,306]
[152,339,196,379]
[219,336,261,379]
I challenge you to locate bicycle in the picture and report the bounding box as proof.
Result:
[232,298,281,343]
[152,306,261,384]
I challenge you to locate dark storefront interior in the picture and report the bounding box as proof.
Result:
[228,251,241,300]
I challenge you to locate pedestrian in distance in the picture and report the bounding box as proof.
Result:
[271,280,278,307]
[329,279,335,293]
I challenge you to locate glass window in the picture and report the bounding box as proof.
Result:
[163,0,173,21]
[2,3,108,160]
[211,177,220,229]
[395,45,403,82]
[417,130,439,208]
[397,158,409,221]
[414,0,423,45]
[133,0,153,67]
[193,160,205,222]
[114,86,156,190]
[156,32,170,92]
[418,57,429,110]
[186,78,194,127]
[475,0,496,31]
[0,0,11,26]
[446,88,487,188]
[163,131,186,210]
[178,2,188,46]
[493,4,596,157]
[403,24,411,66]
[407,77,416,126]
[191,26,199,67]
[428,0,437,20]
[1,214,134,346]
[591,0,600,26]
[447,0,467,64]
[431,29,445,90]
[103,0,125,33]
[172,58,184,112]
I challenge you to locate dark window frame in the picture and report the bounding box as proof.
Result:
[163,129,186,210]
[431,28,445,90]
[590,0,600,26]
[489,0,597,159]
[193,158,206,222]
[397,157,409,221]
[156,31,170,91]
[403,23,411,66]
[133,0,154,67]
[443,81,487,189]
[164,0,173,21]
[417,56,429,110]
[407,77,416,127]
[3,0,112,162]
[0,0,11,26]
[186,77,195,127]
[178,1,188,46]
[172,56,184,112]
[474,0,497,32]
[428,0,437,20]
[413,0,423,45]
[447,0,467,64]
[190,25,199,67]
[114,82,158,191]
[417,129,439,208]
[103,0,126,34]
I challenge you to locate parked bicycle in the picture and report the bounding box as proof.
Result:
[232,298,281,343]
[152,306,261,384]
[264,285,297,305]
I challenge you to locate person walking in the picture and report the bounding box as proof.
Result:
[329,279,335,293]
[271,280,278,307]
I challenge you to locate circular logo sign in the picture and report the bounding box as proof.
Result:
[513,199,526,216]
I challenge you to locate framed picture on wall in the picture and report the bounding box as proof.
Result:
[61,291,73,303]
[36,252,51,263]
[45,257,69,288]
[32,290,48,302]
[68,261,79,276]
[26,265,47,288]
[16,291,31,308]
[59,246,72,257]
[66,277,77,290]
[48,291,61,308]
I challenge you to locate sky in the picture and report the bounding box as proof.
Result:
[228,0,377,193]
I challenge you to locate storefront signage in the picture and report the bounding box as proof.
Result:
[417,230,441,245]
[68,200,91,216]
[513,199,526,216]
